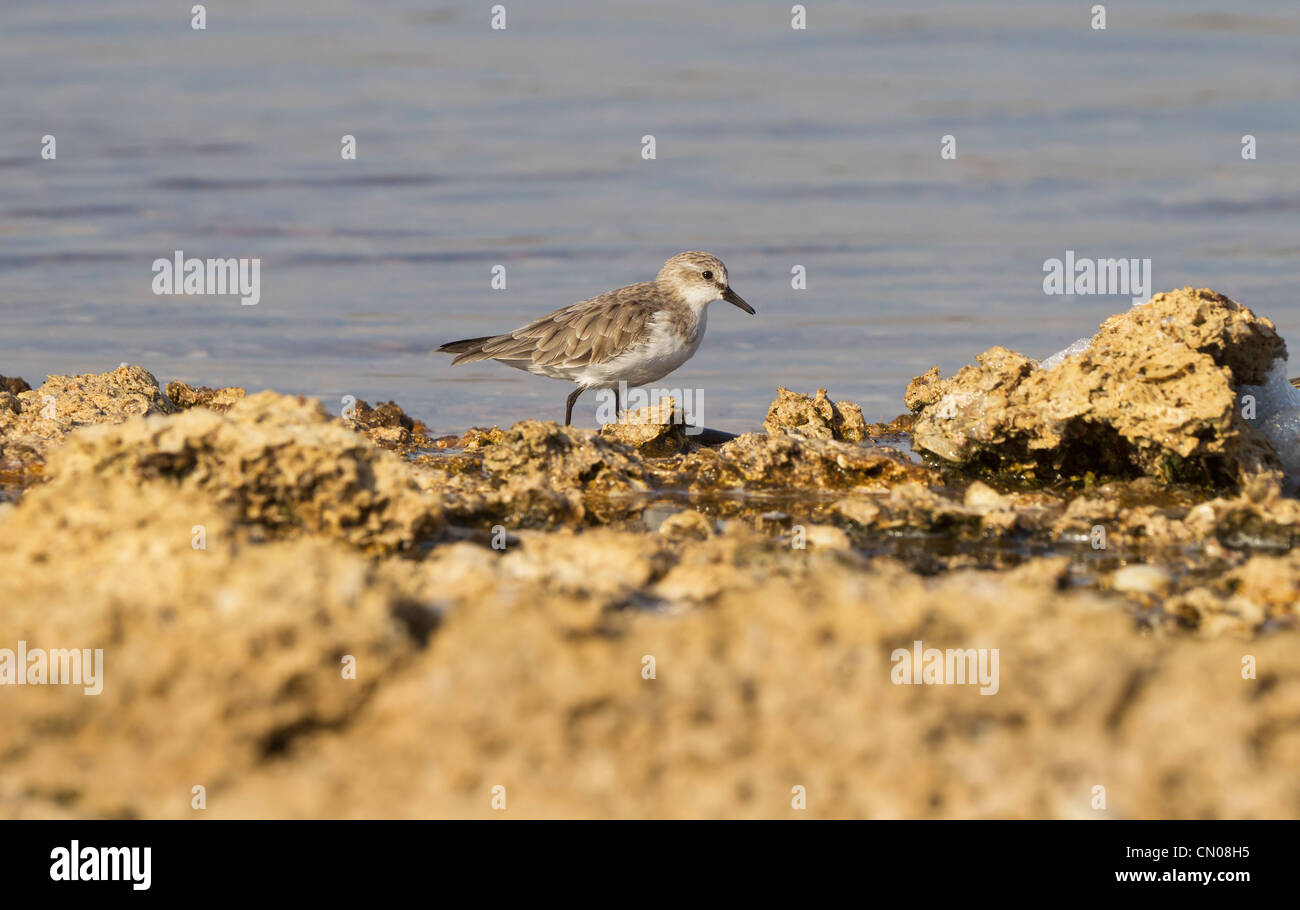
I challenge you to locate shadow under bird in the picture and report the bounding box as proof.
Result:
[438,251,755,425]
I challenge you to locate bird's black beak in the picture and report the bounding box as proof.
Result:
[722,286,755,314]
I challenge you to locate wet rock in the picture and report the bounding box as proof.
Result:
[1109,564,1172,594]
[165,380,247,413]
[423,421,652,528]
[801,523,852,549]
[906,289,1284,485]
[419,409,936,531]
[865,412,916,438]
[1164,550,1300,635]
[0,375,31,396]
[1048,478,1202,548]
[350,399,417,433]
[1180,477,1300,549]
[832,481,1061,540]
[600,396,692,457]
[455,426,508,449]
[346,398,435,454]
[764,387,869,442]
[902,366,944,413]
[475,423,648,495]
[6,352,1300,820]
[657,510,714,541]
[680,433,929,492]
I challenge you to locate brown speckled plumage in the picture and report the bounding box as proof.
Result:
[443,283,662,369]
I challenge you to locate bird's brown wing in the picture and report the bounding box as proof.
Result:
[451,283,660,367]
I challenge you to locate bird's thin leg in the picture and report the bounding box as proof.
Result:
[615,384,623,420]
[564,387,583,426]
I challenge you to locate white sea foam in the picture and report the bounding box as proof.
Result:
[1040,336,1093,370]
[1240,359,1300,487]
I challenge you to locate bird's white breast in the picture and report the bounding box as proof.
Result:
[575,308,707,389]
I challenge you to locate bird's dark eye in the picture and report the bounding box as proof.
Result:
[701,270,713,280]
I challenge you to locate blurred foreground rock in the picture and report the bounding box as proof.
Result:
[3,496,1298,818]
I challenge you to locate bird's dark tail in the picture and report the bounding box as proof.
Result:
[437,336,497,365]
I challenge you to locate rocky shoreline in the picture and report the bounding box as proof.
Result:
[3,286,1299,818]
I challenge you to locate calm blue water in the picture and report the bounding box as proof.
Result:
[2,0,1298,433]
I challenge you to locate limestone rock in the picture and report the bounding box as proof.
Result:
[42,390,441,553]
[166,380,247,413]
[600,396,691,457]
[764,387,869,442]
[906,289,1284,484]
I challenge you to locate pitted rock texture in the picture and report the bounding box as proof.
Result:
[0,477,437,819]
[3,350,1300,819]
[0,366,177,481]
[166,380,247,413]
[42,390,441,553]
[0,365,176,441]
[600,396,694,457]
[678,433,929,491]
[764,387,869,442]
[422,420,654,527]
[906,288,1285,485]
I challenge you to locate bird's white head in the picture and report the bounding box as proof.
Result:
[657,251,755,314]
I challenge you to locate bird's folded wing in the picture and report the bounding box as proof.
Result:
[479,285,658,368]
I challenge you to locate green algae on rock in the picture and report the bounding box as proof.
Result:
[906,288,1284,485]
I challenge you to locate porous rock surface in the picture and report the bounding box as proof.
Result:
[764,386,869,442]
[906,288,1284,484]
[5,298,1300,819]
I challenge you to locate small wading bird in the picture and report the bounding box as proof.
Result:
[438,251,755,425]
